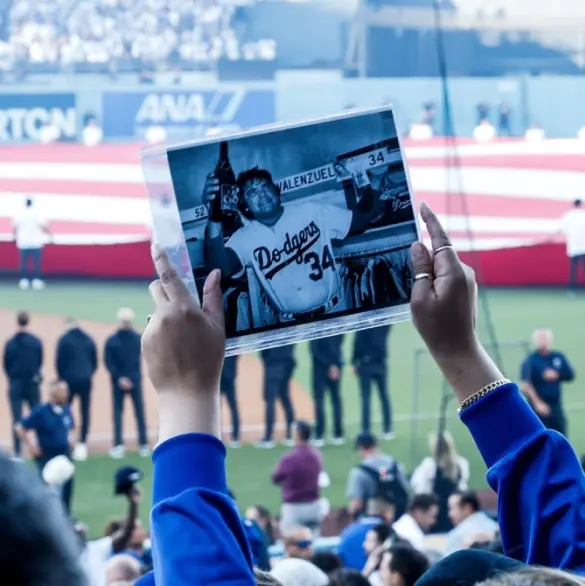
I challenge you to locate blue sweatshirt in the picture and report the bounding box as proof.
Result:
[462,382,585,571]
[135,434,255,586]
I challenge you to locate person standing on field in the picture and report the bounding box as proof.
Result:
[12,197,52,290]
[56,317,98,461]
[105,308,149,459]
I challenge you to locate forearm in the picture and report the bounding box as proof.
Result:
[112,500,138,553]
[432,339,504,404]
[15,426,37,453]
[157,392,221,445]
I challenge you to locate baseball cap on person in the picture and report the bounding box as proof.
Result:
[355,431,377,451]
[114,466,143,495]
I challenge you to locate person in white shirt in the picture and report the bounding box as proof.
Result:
[12,198,51,290]
[472,119,496,143]
[410,431,470,532]
[560,199,585,293]
[443,491,499,556]
[82,119,104,147]
[392,494,439,552]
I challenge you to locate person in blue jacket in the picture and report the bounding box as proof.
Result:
[104,307,149,459]
[136,204,585,586]
[56,317,98,461]
[520,328,575,437]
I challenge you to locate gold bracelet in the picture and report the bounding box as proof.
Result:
[457,379,512,414]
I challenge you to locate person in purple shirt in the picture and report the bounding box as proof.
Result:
[271,420,323,535]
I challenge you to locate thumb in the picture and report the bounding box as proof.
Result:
[202,269,225,327]
[410,242,434,304]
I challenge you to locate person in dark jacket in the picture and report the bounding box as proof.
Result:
[56,317,98,461]
[2,311,43,457]
[104,308,149,459]
[257,345,296,448]
[310,335,345,446]
[353,325,393,437]
[221,356,240,447]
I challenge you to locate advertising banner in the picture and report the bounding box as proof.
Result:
[102,89,275,138]
[0,93,77,142]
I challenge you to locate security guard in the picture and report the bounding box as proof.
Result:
[221,356,240,447]
[353,325,393,437]
[521,328,575,437]
[310,334,345,447]
[105,308,149,459]
[56,317,98,461]
[15,379,75,514]
[257,345,296,448]
[3,311,43,457]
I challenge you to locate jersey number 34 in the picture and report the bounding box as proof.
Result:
[305,245,335,282]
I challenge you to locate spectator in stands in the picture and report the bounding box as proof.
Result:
[105,307,150,459]
[12,196,52,290]
[338,497,396,571]
[3,310,43,457]
[410,431,469,533]
[272,420,323,535]
[560,199,585,293]
[56,317,98,462]
[0,451,87,585]
[329,569,370,586]
[106,554,142,586]
[75,485,140,586]
[15,379,76,515]
[392,494,439,552]
[82,117,104,147]
[444,491,498,556]
[361,522,393,584]
[270,558,328,586]
[346,431,410,520]
[473,119,496,143]
[310,551,342,577]
[246,505,276,546]
[379,544,429,586]
[282,525,313,561]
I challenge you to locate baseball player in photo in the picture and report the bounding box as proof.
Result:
[203,166,381,322]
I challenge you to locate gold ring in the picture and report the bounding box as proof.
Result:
[434,245,454,254]
[414,273,432,281]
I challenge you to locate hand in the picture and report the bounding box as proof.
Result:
[142,246,225,441]
[410,203,504,403]
[118,377,134,391]
[534,400,552,417]
[363,545,385,576]
[328,365,340,381]
[543,368,559,382]
[202,173,220,205]
[29,445,41,459]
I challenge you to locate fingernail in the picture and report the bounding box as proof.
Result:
[420,201,429,213]
[151,242,160,258]
[211,268,221,285]
[411,242,426,261]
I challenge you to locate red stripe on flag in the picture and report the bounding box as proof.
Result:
[0,144,144,164]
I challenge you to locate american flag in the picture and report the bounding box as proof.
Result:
[0,139,579,252]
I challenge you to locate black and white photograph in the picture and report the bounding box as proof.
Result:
[165,108,418,339]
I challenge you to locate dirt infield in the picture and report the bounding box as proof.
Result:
[0,310,314,453]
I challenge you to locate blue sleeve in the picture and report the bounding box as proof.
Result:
[21,406,41,430]
[461,383,585,570]
[559,354,575,382]
[150,434,255,586]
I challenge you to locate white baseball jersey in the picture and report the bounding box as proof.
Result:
[226,201,353,314]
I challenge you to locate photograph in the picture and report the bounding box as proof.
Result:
[165,108,418,339]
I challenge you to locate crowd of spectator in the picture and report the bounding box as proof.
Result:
[4,202,585,586]
[0,0,276,71]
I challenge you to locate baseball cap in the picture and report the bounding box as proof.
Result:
[355,431,377,450]
[415,550,527,586]
[114,466,143,495]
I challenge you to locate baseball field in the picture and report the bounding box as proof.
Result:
[0,281,583,537]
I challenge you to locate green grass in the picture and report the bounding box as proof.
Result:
[2,282,584,537]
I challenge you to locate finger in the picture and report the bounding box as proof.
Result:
[202,269,225,329]
[152,245,193,305]
[149,280,168,307]
[410,242,435,302]
[420,202,459,276]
